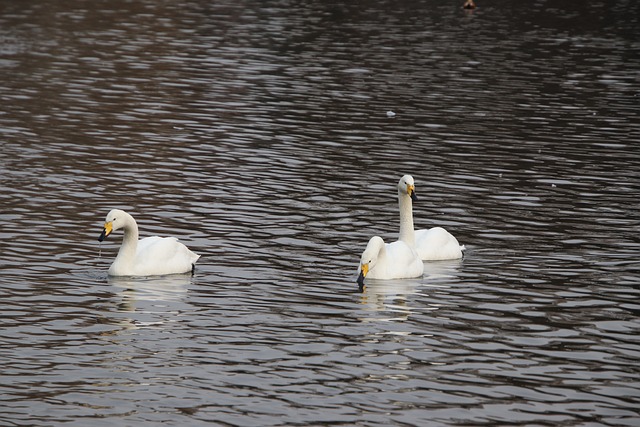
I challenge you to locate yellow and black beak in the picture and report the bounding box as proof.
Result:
[407,183,417,202]
[357,263,369,291]
[98,221,113,242]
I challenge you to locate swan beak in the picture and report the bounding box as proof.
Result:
[408,184,417,202]
[98,221,113,242]
[357,263,369,291]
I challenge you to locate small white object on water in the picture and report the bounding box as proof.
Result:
[386,111,396,118]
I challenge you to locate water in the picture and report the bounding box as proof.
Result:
[1,0,639,425]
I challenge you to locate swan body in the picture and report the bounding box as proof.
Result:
[357,236,424,289]
[98,209,200,276]
[357,176,424,288]
[415,226,465,260]
[395,174,464,260]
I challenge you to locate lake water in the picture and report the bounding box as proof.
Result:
[1,0,639,425]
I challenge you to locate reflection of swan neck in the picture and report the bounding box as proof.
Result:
[398,192,415,246]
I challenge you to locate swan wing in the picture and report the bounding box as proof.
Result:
[133,236,200,276]
[415,227,464,260]
[366,240,423,280]
[386,240,424,278]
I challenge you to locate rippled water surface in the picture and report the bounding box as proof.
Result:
[1,0,639,425]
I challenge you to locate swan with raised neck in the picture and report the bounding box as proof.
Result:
[98,209,199,276]
[403,175,465,260]
[356,175,423,289]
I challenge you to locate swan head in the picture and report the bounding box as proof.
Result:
[357,236,385,290]
[398,174,417,202]
[98,209,129,242]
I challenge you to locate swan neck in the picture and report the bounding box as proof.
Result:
[117,215,139,262]
[374,240,388,267]
[398,192,415,245]
[379,242,388,260]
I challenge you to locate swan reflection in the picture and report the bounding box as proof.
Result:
[358,277,422,322]
[423,258,464,280]
[109,274,192,313]
[358,258,464,322]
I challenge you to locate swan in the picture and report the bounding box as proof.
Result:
[357,176,424,289]
[356,236,424,290]
[401,175,465,260]
[98,209,200,276]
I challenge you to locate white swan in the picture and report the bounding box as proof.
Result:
[98,209,200,276]
[401,174,464,260]
[357,236,424,289]
[357,176,424,289]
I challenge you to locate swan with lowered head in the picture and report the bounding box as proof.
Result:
[98,209,200,276]
[357,176,424,289]
[401,174,464,260]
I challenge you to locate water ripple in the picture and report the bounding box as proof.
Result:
[1,0,639,425]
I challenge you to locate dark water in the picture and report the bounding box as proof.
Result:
[1,0,639,425]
